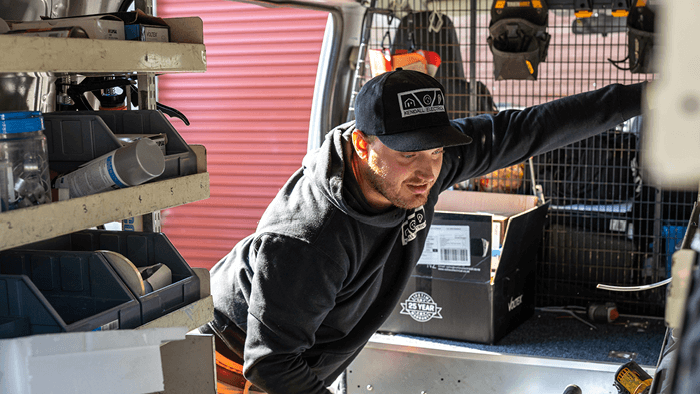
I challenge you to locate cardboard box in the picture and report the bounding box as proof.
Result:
[124,24,169,42]
[11,15,124,40]
[114,10,170,42]
[108,10,202,44]
[379,190,549,344]
[8,11,203,45]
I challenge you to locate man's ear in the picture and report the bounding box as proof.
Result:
[352,130,369,159]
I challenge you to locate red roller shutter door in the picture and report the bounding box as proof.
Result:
[156,1,329,269]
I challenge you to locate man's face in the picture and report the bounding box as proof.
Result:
[360,138,443,210]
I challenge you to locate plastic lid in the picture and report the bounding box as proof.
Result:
[0,111,44,134]
[113,138,165,186]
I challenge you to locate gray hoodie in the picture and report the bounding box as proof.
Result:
[209,82,644,393]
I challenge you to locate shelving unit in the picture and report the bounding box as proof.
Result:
[0,14,215,394]
[0,17,206,74]
[0,170,209,251]
[0,34,206,74]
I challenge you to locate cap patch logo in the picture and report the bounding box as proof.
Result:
[397,88,445,118]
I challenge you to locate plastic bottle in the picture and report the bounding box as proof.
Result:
[55,138,165,198]
[0,111,51,211]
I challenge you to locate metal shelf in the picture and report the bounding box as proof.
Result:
[136,295,214,332]
[0,171,210,251]
[0,34,206,74]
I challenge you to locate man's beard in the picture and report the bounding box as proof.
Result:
[362,164,430,210]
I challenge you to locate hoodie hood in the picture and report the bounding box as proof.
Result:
[302,121,407,228]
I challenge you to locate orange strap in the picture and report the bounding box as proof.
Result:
[98,105,127,111]
[215,351,262,393]
[216,381,255,394]
[216,351,244,374]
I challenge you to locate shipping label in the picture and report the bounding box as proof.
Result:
[417,224,471,266]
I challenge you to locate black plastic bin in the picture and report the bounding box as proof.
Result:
[12,230,201,325]
[0,247,142,338]
[44,110,198,181]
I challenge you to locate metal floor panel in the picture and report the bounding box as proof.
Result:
[347,334,656,394]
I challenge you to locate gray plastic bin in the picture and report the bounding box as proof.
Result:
[44,110,197,181]
[0,247,142,338]
[14,230,201,325]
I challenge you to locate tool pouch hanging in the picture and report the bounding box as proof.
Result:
[368,25,441,78]
[610,3,656,74]
[487,0,550,80]
[368,47,430,77]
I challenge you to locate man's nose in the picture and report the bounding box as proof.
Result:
[414,158,437,182]
[416,171,435,182]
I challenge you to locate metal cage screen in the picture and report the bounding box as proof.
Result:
[351,1,692,317]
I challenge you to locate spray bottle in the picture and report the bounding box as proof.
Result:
[55,138,165,198]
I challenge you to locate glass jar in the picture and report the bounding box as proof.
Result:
[0,111,51,211]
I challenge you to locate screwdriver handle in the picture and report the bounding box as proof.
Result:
[563,384,582,394]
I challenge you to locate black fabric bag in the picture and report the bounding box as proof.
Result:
[391,11,465,82]
[609,4,656,74]
[487,0,550,80]
[443,79,498,119]
[392,12,498,118]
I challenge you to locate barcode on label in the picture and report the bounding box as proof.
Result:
[95,320,119,331]
[441,248,469,262]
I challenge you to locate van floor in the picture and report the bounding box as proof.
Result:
[378,308,667,367]
[350,311,667,393]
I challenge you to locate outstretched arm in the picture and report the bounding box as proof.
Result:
[439,82,645,189]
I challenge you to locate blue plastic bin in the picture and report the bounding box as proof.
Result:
[0,247,142,338]
[13,230,200,325]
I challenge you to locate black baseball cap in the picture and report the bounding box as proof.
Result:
[355,69,472,152]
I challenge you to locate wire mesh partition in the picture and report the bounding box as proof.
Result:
[351,1,692,317]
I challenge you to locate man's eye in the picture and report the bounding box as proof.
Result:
[433,149,444,155]
[403,154,416,159]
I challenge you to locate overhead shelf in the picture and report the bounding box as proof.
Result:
[0,16,206,74]
[0,35,206,74]
[0,171,210,251]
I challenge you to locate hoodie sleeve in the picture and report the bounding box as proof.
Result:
[242,234,347,394]
[439,82,645,189]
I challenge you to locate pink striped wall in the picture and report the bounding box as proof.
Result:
[156,0,329,269]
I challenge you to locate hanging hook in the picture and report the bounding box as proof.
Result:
[428,1,443,33]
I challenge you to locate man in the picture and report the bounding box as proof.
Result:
[202,69,644,393]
